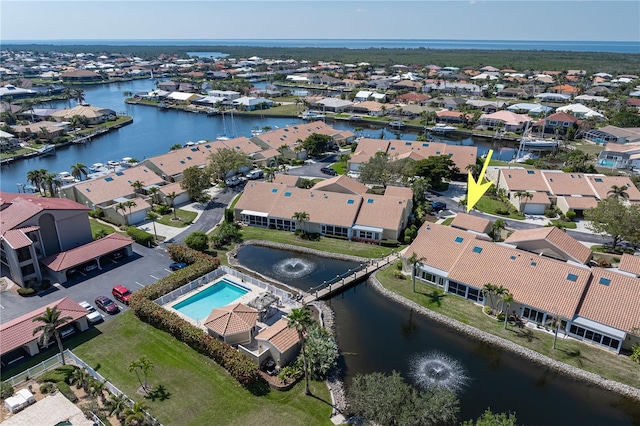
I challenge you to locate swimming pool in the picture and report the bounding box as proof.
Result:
[172,279,249,321]
[599,159,616,167]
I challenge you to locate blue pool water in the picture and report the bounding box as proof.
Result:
[599,159,616,167]
[172,279,249,321]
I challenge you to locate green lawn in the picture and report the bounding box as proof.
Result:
[377,267,640,389]
[245,104,299,116]
[474,195,524,220]
[550,219,577,229]
[89,218,124,238]
[233,226,402,259]
[440,217,454,226]
[73,313,333,426]
[488,160,535,169]
[157,209,198,227]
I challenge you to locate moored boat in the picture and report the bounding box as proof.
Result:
[428,123,456,133]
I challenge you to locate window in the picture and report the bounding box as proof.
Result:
[104,177,114,182]
[472,246,483,253]
[454,236,464,243]
[523,307,544,323]
[598,277,611,286]
[527,170,535,174]
[284,192,291,197]
[567,273,578,282]
[367,199,374,204]
[347,199,354,204]
[569,324,620,350]
[467,287,483,302]
[510,255,516,260]
[271,188,278,193]
[21,263,36,276]
[530,261,537,266]
[17,247,31,263]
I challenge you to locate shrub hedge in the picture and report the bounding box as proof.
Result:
[126,227,155,246]
[38,365,78,384]
[129,245,261,388]
[56,381,78,402]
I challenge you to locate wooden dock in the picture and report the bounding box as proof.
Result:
[302,252,402,304]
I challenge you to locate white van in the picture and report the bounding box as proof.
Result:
[246,169,264,180]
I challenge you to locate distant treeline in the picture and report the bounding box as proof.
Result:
[6,44,640,74]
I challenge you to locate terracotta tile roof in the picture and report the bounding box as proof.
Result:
[385,139,477,170]
[268,187,360,228]
[585,175,640,201]
[542,171,594,196]
[221,136,262,155]
[500,169,551,192]
[40,233,133,271]
[255,318,300,352]
[544,112,580,123]
[204,303,258,336]
[450,213,491,234]
[557,196,599,210]
[480,111,531,126]
[384,185,413,199]
[353,138,390,156]
[72,166,166,205]
[312,175,369,195]
[253,121,351,150]
[447,240,590,318]
[505,226,592,264]
[352,101,384,111]
[618,254,640,276]
[0,195,88,235]
[527,191,551,204]
[577,268,640,333]
[235,182,284,216]
[355,194,408,230]
[2,228,35,249]
[272,174,300,187]
[405,223,483,272]
[159,181,186,196]
[143,143,224,178]
[0,297,88,355]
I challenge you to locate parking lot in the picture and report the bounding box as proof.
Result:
[1,243,173,324]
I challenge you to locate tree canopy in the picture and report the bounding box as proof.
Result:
[348,371,459,426]
[180,166,211,202]
[584,198,640,251]
[207,147,250,181]
[411,155,460,188]
[304,325,338,380]
[461,408,518,426]
[302,133,333,157]
[359,152,406,188]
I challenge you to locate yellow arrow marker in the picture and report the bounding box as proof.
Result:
[466,149,494,213]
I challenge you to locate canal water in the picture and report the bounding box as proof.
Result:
[1,78,516,193]
[237,245,639,424]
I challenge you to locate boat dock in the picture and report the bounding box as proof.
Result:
[302,252,402,304]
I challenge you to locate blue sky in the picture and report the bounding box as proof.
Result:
[2,1,639,42]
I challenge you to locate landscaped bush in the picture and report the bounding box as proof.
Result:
[153,203,171,215]
[544,209,558,218]
[184,231,209,252]
[88,209,104,219]
[0,381,13,399]
[38,365,78,384]
[127,227,155,246]
[56,381,78,403]
[393,269,405,279]
[565,210,576,221]
[17,287,36,296]
[39,382,56,394]
[129,246,259,387]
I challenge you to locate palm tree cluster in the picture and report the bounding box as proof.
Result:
[32,306,72,365]
[482,283,514,330]
[287,307,315,395]
[26,168,62,197]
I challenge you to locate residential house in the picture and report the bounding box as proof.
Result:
[11,121,66,139]
[465,100,508,113]
[504,227,592,264]
[618,253,640,276]
[253,318,300,368]
[232,96,274,111]
[435,110,473,124]
[166,92,202,105]
[60,70,102,83]
[234,179,412,243]
[396,92,429,105]
[497,87,531,99]
[0,85,38,99]
[313,98,353,113]
[478,111,531,132]
[450,212,491,236]
[0,298,91,362]
[556,104,604,120]
[585,126,640,145]
[50,105,116,125]
[350,101,386,117]
[389,80,422,92]
[0,192,133,286]
[533,112,581,136]
[0,129,19,151]
[404,222,639,353]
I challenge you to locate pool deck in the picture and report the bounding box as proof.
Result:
[165,274,291,329]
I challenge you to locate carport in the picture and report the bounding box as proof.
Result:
[40,233,134,284]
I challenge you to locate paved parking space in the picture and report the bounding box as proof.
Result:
[0,244,172,323]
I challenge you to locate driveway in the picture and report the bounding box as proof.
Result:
[1,244,171,323]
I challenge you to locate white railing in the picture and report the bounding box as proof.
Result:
[4,350,163,426]
[2,353,63,386]
[154,266,296,307]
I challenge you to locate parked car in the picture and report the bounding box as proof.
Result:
[225,175,243,186]
[95,296,119,315]
[60,325,76,339]
[112,284,132,305]
[169,262,187,271]
[320,167,338,176]
[245,169,264,180]
[431,201,447,212]
[83,263,98,272]
[79,301,103,324]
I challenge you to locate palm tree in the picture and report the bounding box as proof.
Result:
[125,200,137,223]
[482,283,497,312]
[70,162,88,181]
[492,219,507,242]
[26,168,47,195]
[147,186,159,206]
[407,251,425,293]
[89,378,107,404]
[42,172,62,197]
[503,292,514,330]
[32,306,72,365]
[138,356,154,391]
[72,89,85,105]
[115,202,128,224]
[608,185,629,200]
[70,368,89,390]
[165,191,177,220]
[131,180,145,195]
[145,212,160,241]
[62,86,73,107]
[128,359,145,392]
[106,393,128,421]
[514,190,533,213]
[287,307,315,395]
[291,211,310,234]
[123,401,149,426]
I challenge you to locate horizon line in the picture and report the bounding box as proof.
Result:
[3,38,638,43]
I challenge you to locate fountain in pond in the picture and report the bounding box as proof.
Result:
[273,257,316,279]
[410,352,470,394]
